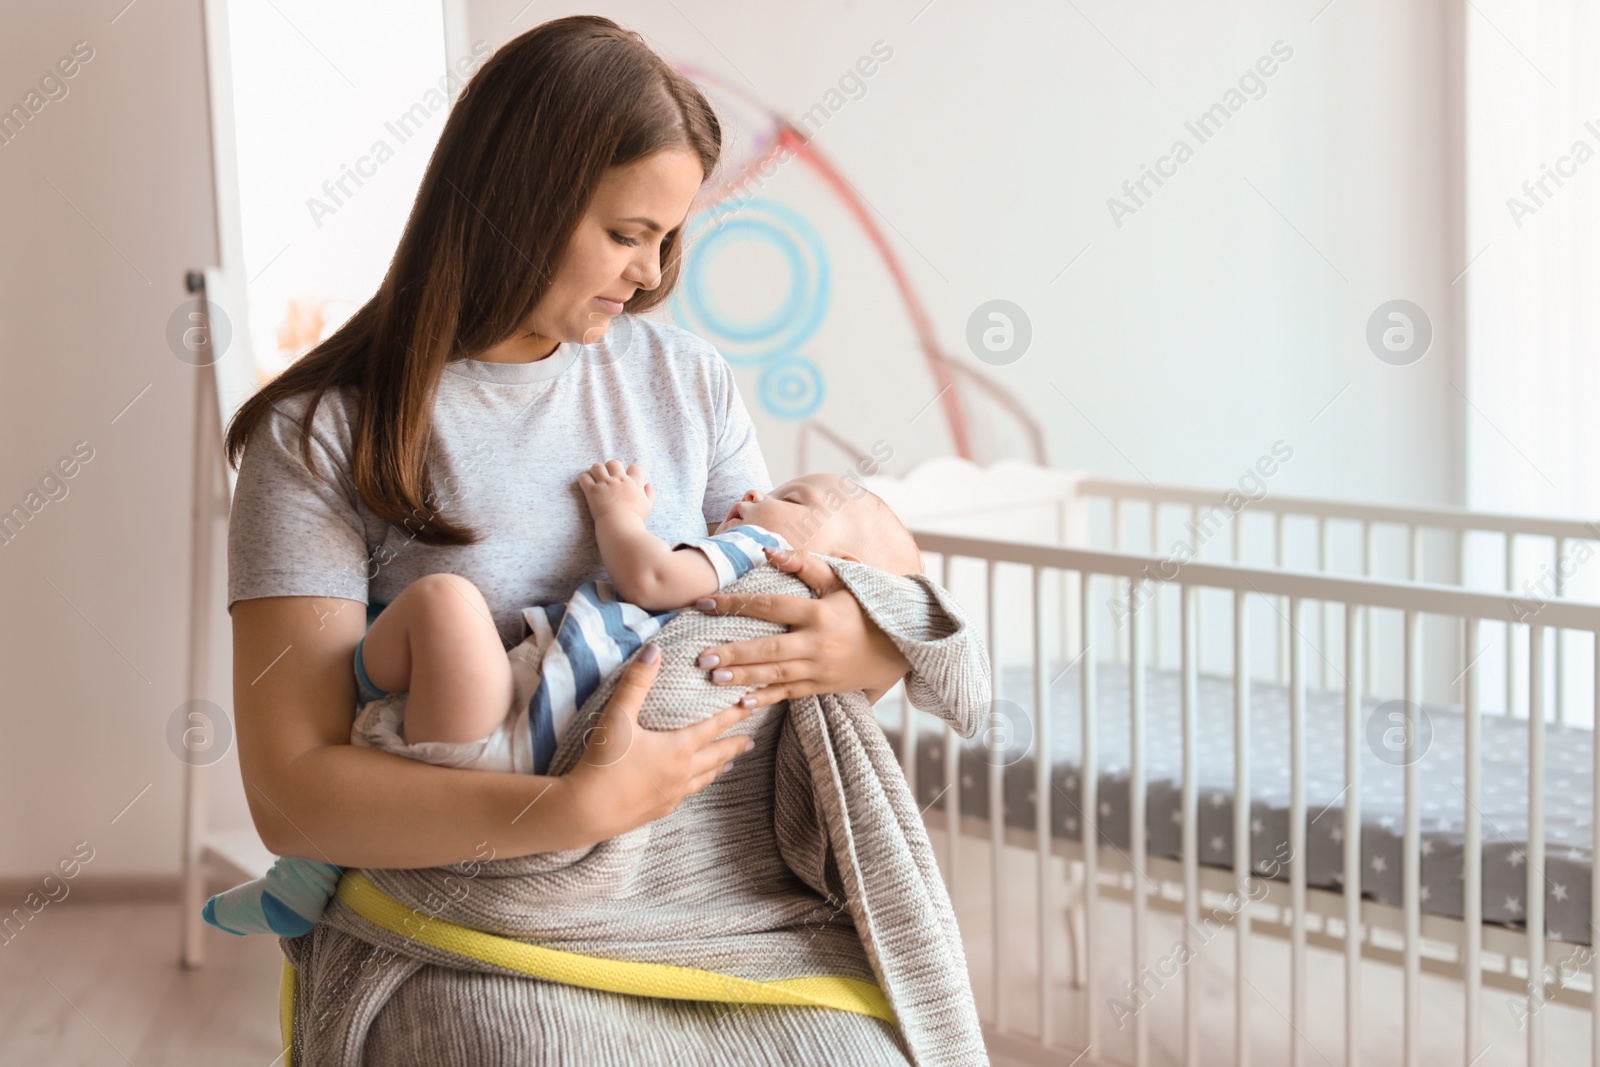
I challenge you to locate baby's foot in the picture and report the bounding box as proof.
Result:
[202,858,342,937]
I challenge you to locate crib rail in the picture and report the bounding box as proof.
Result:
[1082,477,1600,724]
[905,530,1600,1067]
[875,463,1600,725]
[1081,476,1600,545]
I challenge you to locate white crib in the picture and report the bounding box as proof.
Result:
[866,459,1600,1067]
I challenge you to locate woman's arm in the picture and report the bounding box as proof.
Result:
[688,547,912,708]
[233,595,754,868]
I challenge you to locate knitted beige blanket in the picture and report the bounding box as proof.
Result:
[282,558,991,1066]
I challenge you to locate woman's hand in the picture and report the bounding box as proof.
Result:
[689,546,910,708]
[562,643,755,840]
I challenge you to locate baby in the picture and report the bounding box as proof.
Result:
[203,461,922,937]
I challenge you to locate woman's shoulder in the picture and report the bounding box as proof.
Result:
[251,384,359,458]
[261,381,358,424]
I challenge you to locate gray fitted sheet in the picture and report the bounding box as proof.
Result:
[878,661,1595,945]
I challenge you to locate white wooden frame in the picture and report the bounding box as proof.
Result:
[903,533,1600,1067]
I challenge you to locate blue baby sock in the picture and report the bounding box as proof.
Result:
[203,857,343,937]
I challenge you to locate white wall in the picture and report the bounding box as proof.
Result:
[466,0,1466,506]
[0,0,236,883]
[1464,1,1600,526]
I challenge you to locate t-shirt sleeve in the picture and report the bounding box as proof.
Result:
[227,395,371,610]
[671,524,793,590]
[701,355,772,529]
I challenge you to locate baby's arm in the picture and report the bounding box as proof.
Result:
[578,461,722,612]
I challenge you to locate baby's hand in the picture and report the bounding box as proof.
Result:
[578,460,655,522]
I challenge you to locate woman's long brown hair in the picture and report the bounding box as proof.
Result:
[223,15,722,545]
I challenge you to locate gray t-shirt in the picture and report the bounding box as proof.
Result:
[226,316,773,648]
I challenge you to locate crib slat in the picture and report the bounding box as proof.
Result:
[1113,502,1126,665]
[1276,512,1288,684]
[1191,505,1204,672]
[1129,577,1149,1067]
[1506,534,1517,716]
[1344,604,1363,1067]
[1528,623,1546,1067]
[1033,565,1053,1047]
[1463,616,1483,1067]
[1150,505,1163,670]
[1591,631,1599,1067]
[1181,584,1199,1067]
[1289,596,1307,1067]
[1235,588,1252,1067]
[1081,570,1100,1052]
[1403,609,1421,1067]
[1362,521,1376,697]
[1318,517,1331,692]
[1554,537,1567,727]
[943,553,960,909]
[987,558,1005,1033]
[1058,499,1072,667]
[1457,527,1469,752]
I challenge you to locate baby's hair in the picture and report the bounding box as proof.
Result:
[856,487,923,577]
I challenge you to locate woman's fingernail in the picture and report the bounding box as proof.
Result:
[640,643,661,664]
[695,598,717,611]
[743,737,755,752]
[697,653,719,668]
[740,694,756,708]
[712,668,732,683]
[722,762,734,773]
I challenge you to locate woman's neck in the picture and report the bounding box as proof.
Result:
[473,330,560,364]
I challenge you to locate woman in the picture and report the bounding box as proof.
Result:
[226,16,979,1064]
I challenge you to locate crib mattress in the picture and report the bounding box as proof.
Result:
[879,661,1595,946]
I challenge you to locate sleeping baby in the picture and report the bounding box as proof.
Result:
[203,461,923,936]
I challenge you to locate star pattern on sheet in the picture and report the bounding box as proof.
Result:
[886,660,1598,947]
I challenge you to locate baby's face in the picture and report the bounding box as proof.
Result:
[713,473,872,559]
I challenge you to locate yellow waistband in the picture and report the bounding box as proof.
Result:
[279,955,296,1067]
[320,868,895,1023]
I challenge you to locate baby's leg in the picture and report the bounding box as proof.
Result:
[360,573,513,745]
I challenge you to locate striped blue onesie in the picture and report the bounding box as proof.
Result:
[203,522,791,938]
[520,522,791,774]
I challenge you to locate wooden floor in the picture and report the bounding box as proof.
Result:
[0,900,283,1066]
[4,851,1590,1066]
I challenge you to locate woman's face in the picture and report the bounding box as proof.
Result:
[521,146,705,355]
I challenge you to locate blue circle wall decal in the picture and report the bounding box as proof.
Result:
[759,355,825,420]
[671,199,830,367]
